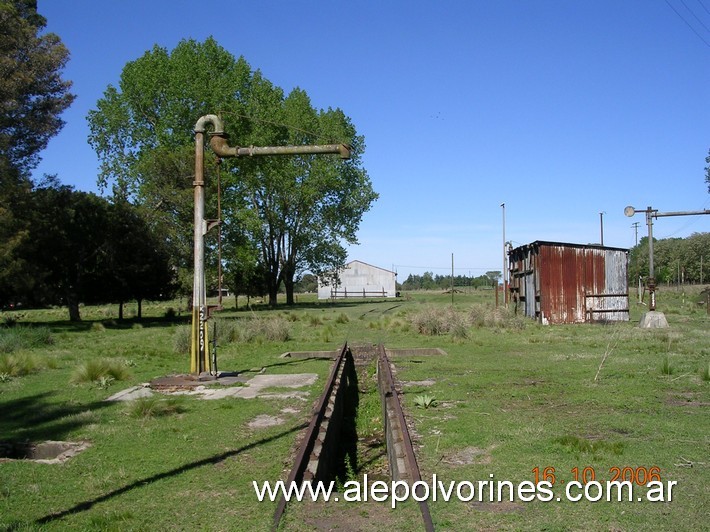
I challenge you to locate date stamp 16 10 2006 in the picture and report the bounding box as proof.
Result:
[532,466,677,502]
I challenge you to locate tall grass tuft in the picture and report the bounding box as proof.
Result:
[70,358,132,385]
[469,304,527,330]
[661,356,675,376]
[240,316,291,343]
[701,361,710,382]
[0,352,43,376]
[173,316,290,353]
[410,306,467,336]
[173,325,191,354]
[0,325,54,353]
[126,395,186,418]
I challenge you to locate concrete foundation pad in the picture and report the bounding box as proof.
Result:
[111,373,317,402]
[105,385,154,402]
[639,311,669,328]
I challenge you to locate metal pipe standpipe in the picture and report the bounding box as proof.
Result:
[190,115,350,375]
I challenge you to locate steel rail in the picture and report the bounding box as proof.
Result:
[272,343,349,530]
[377,343,435,532]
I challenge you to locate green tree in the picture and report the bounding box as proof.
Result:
[105,200,177,319]
[485,271,501,287]
[0,0,74,181]
[23,181,113,320]
[0,0,74,303]
[88,37,375,308]
[230,85,376,306]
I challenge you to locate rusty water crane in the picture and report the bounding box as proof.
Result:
[191,114,350,375]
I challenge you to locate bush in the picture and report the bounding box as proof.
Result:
[0,352,43,377]
[241,316,290,343]
[0,325,54,353]
[410,306,464,336]
[70,358,131,385]
[469,304,527,330]
[172,316,290,354]
[126,395,186,418]
[173,325,191,354]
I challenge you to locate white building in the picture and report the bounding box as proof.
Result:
[317,260,397,300]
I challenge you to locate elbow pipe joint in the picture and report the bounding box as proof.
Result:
[194,114,225,135]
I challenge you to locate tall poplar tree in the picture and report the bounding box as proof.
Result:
[88,38,376,307]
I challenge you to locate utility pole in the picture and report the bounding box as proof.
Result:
[501,202,507,307]
[191,114,349,375]
[451,253,454,306]
[631,222,640,245]
[599,212,605,246]
[624,205,710,328]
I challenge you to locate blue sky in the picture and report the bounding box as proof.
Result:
[34,1,710,281]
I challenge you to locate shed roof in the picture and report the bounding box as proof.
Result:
[510,240,628,254]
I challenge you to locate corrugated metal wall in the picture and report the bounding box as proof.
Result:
[509,241,629,324]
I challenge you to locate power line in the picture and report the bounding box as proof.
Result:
[393,265,498,272]
[664,0,710,48]
[695,0,710,16]
[680,0,710,33]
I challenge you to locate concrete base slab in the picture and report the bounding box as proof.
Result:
[639,311,669,328]
[105,385,154,402]
[111,373,317,402]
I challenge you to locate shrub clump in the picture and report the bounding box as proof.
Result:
[126,395,186,418]
[240,316,290,343]
[70,358,132,385]
[0,352,43,377]
[0,325,54,353]
[173,316,291,354]
[469,304,527,330]
[410,306,466,336]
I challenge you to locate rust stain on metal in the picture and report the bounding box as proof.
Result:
[509,241,629,324]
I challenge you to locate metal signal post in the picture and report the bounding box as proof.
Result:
[624,205,709,327]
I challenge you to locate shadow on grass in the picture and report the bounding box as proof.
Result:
[223,297,405,314]
[0,392,112,444]
[28,315,191,334]
[225,355,335,376]
[34,422,308,526]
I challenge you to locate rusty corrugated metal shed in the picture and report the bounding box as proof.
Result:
[508,241,629,324]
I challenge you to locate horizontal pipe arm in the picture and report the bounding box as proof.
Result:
[210,134,349,160]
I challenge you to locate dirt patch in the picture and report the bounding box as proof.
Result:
[666,392,710,407]
[0,440,90,464]
[442,446,493,466]
[402,379,436,387]
[248,414,285,429]
[284,499,419,531]
[470,500,526,514]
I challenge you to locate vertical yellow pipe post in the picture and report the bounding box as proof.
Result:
[190,129,208,374]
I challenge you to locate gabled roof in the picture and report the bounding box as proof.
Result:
[345,260,396,275]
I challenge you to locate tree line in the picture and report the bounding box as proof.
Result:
[1,1,376,318]
[628,232,709,286]
[399,271,501,291]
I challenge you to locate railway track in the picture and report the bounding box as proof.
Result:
[272,342,434,531]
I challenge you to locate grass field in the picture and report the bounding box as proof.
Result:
[1,286,708,531]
